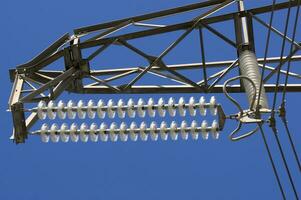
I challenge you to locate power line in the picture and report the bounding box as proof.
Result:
[280,0,301,171]
[268,1,299,198]
[258,125,286,199]
[256,0,277,113]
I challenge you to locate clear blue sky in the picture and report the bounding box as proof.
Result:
[0,0,300,199]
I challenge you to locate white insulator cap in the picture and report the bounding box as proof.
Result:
[37,101,47,120]
[191,120,198,140]
[160,121,168,141]
[129,122,138,141]
[119,122,128,142]
[50,123,59,143]
[60,123,69,143]
[157,98,166,117]
[199,96,207,116]
[67,100,76,119]
[97,99,106,119]
[47,100,56,120]
[211,120,219,139]
[168,97,176,117]
[70,123,79,142]
[57,100,66,119]
[201,120,209,140]
[140,121,148,141]
[90,123,98,142]
[137,98,146,118]
[87,100,96,119]
[188,97,196,116]
[178,97,186,117]
[99,122,108,142]
[150,121,158,141]
[40,123,49,143]
[209,96,217,116]
[117,99,126,118]
[127,98,136,118]
[80,123,89,142]
[107,99,116,118]
[77,100,86,119]
[147,98,156,118]
[180,120,188,140]
[109,122,118,142]
[170,121,178,141]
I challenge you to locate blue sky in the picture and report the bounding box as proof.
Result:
[0,0,300,199]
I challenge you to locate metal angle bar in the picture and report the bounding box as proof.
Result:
[251,14,301,50]
[86,69,138,87]
[74,0,227,34]
[197,66,235,85]
[89,55,301,76]
[8,75,24,108]
[36,70,63,78]
[123,1,234,90]
[79,1,298,49]
[17,50,65,74]
[53,76,76,99]
[85,20,133,42]
[258,64,301,79]
[21,89,34,93]
[144,68,188,85]
[200,22,237,47]
[34,72,54,81]
[122,28,193,89]
[87,42,113,61]
[16,33,69,69]
[118,39,152,60]
[23,80,45,97]
[20,74,45,86]
[105,69,138,82]
[22,75,76,136]
[199,27,208,89]
[157,61,204,90]
[133,22,166,28]
[89,75,121,92]
[82,84,301,93]
[208,59,238,91]
[27,73,54,84]
[20,67,76,102]
[264,45,300,83]
[194,0,236,22]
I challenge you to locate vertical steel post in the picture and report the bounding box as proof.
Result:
[236,0,269,109]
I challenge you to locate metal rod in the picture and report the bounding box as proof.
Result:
[83,84,301,94]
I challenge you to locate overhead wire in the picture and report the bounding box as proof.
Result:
[258,125,286,199]
[255,0,277,113]
[280,0,301,171]
[268,0,299,198]
[250,0,287,198]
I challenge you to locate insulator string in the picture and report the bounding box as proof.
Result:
[35,120,220,143]
[33,96,218,120]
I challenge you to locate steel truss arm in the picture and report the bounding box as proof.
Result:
[8,0,301,144]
